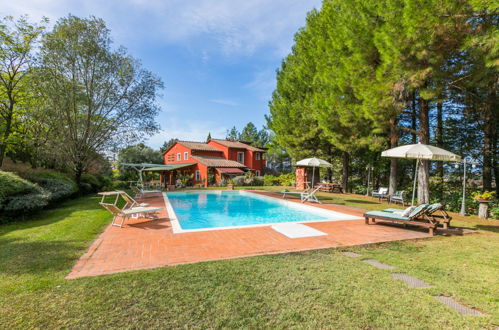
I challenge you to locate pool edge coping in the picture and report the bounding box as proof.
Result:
[164,190,362,234]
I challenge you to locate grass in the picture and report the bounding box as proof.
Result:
[0,193,498,328]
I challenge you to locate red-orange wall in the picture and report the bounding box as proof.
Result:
[164,141,266,186]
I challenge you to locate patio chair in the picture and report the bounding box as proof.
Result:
[372,187,389,201]
[363,204,439,235]
[389,190,407,206]
[99,203,162,228]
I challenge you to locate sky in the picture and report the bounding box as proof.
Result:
[1,0,322,148]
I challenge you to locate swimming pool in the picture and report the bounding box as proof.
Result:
[164,190,361,232]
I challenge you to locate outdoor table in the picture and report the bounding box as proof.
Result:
[317,183,343,193]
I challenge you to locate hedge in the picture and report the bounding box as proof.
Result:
[0,171,50,215]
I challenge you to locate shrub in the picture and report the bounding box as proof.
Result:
[263,174,280,186]
[490,206,499,220]
[80,173,104,193]
[0,171,50,215]
[34,178,77,202]
[277,172,295,186]
[253,176,264,186]
[233,176,246,186]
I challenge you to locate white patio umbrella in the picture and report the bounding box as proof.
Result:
[296,157,332,189]
[381,143,461,205]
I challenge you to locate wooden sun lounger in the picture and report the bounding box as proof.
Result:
[382,203,452,229]
[364,204,439,235]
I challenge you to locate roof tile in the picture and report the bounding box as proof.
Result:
[191,155,247,168]
[210,139,266,152]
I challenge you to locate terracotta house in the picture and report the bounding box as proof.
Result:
[161,139,266,187]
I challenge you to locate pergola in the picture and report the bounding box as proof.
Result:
[121,163,196,186]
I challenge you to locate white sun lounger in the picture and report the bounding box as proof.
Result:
[282,185,323,204]
[100,203,162,227]
[300,185,323,204]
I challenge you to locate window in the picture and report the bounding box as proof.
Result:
[255,170,260,176]
[184,152,188,160]
[237,152,244,163]
[255,152,261,160]
[167,154,174,162]
[195,170,201,181]
[177,153,181,161]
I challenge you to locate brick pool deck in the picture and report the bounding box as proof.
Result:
[67,191,432,279]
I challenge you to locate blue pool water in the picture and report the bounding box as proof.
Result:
[166,191,333,230]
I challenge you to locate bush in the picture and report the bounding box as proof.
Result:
[233,176,246,186]
[277,172,295,186]
[0,171,50,215]
[263,174,280,186]
[253,176,264,186]
[490,206,499,220]
[80,173,104,193]
[25,171,78,202]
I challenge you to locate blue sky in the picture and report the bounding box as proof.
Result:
[1,0,321,148]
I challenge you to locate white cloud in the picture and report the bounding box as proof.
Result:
[1,0,322,58]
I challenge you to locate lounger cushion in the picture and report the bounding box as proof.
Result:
[408,204,429,218]
[364,211,410,221]
[382,208,401,213]
[402,206,415,217]
[426,203,442,214]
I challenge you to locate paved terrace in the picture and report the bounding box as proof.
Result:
[67,191,433,279]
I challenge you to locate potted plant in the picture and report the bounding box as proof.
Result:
[472,191,495,219]
[227,179,235,190]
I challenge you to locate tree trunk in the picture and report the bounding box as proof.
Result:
[388,117,398,195]
[482,82,497,192]
[411,92,417,144]
[482,117,493,191]
[0,108,13,168]
[436,102,444,178]
[342,151,349,193]
[418,98,430,204]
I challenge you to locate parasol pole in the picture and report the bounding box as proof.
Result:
[411,159,419,206]
[311,166,316,189]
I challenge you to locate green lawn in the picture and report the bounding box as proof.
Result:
[0,193,497,328]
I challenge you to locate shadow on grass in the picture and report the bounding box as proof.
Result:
[343,199,380,205]
[0,237,84,275]
[0,196,103,237]
[476,225,499,233]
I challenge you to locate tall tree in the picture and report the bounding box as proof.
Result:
[239,122,259,143]
[160,138,178,153]
[38,15,163,184]
[226,126,239,140]
[0,16,46,167]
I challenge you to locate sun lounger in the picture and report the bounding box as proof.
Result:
[364,204,439,235]
[117,191,149,209]
[281,185,323,203]
[282,188,309,199]
[301,185,324,203]
[100,203,162,227]
[382,203,452,229]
